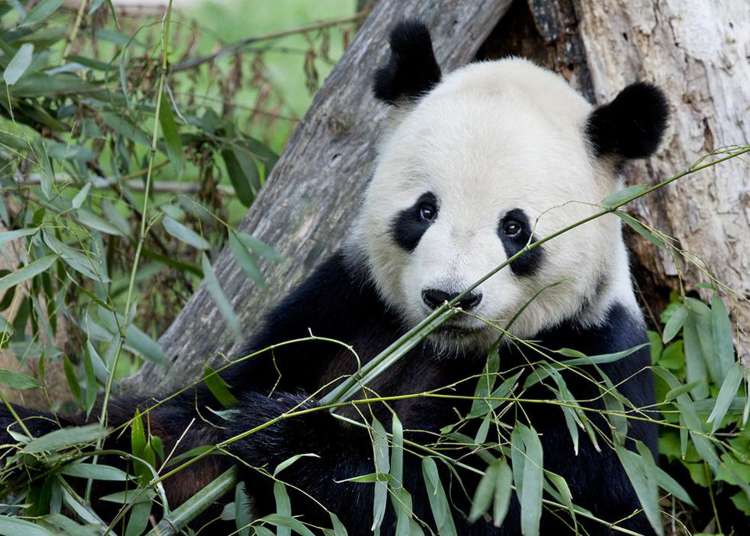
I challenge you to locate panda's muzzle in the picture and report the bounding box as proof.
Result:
[421,288,483,311]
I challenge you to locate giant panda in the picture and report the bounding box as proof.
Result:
[1,19,669,536]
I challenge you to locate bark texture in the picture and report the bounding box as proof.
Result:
[124,0,514,395]
[575,0,750,362]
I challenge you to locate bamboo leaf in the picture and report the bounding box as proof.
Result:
[602,185,649,209]
[0,369,39,390]
[71,183,91,209]
[707,362,744,432]
[61,463,130,481]
[0,227,39,248]
[371,417,389,532]
[77,208,124,236]
[229,231,265,287]
[616,446,663,536]
[0,254,57,294]
[273,453,320,477]
[235,481,252,536]
[163,216,209,250]
[273,482,291,536]
[616,211,666,249]
[201,254,241,339]
[222,147,258,207]
[22,424,106,454]
[159,90,184,174]
[421,457,457,536]
[3,43,34,85]
[44,232,108,282]
[203,365,238,408]
[682,315,709,400]
[711,295,735,380]
[0,516,53,536]
[519,424,543,536]
[259,514,315,536]
[125,501,151,536]
[236,231,282,261]
[390,413,404,486]
[469,459,498,523]
[101,112,151,147]
[662,304,687,343]
[21,0,63,26]
[492,459,513,528]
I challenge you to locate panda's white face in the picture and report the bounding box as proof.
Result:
[354,60,639,351]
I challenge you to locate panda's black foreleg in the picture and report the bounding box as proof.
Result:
[223,391,442,536]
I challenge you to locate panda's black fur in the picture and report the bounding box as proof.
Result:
[0,20,670,536]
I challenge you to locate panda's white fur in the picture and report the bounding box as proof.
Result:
[351,59,640,350]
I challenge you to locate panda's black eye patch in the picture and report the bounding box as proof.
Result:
[391,192,438,252]
[498,209,543,276]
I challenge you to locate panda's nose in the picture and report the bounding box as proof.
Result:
[421,289,483,311]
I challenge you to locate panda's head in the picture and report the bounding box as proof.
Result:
[351,21,668,351]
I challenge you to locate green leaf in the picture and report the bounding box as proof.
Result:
[201,254,241,339]
[469,459,498,523]
[203,365,238,408]
[22,424,106,454]
[77,208,124,236]
[158,90,184,174]
[229,231,265,287]
[99,489,155,505]
[616,211,666,249]
[222,147,259,207]
[21,0,63,26]
[662,304,687,343]
[421,458,457,536]
[61,463,130,481]
[601,184,648,209]
[682,315,709,400]
[390,413,404,486]
[43,232,108,283]
[125,500,151,536]
[236,231,282,262]
[101,112,151,147]
[492,459,513,528]
[235,481,252,536]
[82,342,97,417]
[0,368,39,390]
[711,295,735,380]
[258,514,315,536]
[0,516,53,536]
[0,254,57,294]
[707,363,744,432]
[63,355,82,404]
[0,227,39,248]
[328,513,347,536]
[3,43,34,85]
[371,417,389,532]
[518,424,543,536]
[273,482,291,536]
[616,446,663,536]
[71,183,92,209]
[163,216,209,250]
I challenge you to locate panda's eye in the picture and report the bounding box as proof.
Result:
[418,203,438,222]
[503,220,522,237]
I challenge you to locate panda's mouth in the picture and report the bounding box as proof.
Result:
[434,322,483,338]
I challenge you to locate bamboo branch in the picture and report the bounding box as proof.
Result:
[171,13,366,73]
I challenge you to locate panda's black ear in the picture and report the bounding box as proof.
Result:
[586,82,669,159]
[373,20,442,105]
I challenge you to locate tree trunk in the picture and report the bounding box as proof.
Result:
[576,0,750,364]
[125,0,750,396]
[123,0,514,395]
